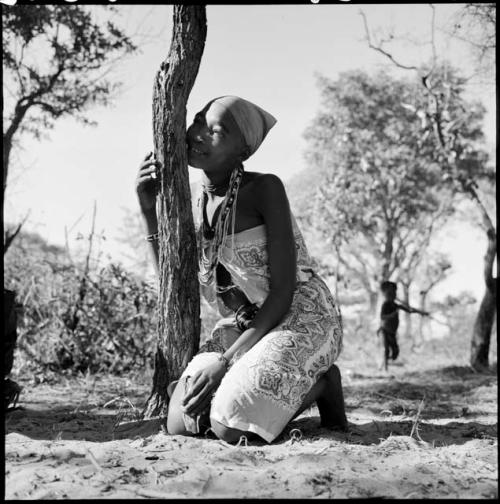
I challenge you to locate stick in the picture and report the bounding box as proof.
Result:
[86,448,103,472]
[410,398,425,441]
[135,488,172,499]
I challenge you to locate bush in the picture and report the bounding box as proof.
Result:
[4,231,158,375]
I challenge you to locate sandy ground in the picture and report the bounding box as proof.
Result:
[5,349,498,499]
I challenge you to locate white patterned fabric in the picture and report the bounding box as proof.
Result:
[179,216,343,443]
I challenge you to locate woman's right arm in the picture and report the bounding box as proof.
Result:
[136,152,161,275]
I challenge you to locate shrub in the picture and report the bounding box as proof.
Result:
[4,229,230,377]
[4,231,158,375]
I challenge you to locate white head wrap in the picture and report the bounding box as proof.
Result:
[210,95,277,157]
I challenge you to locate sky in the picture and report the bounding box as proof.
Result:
[4,3,496,302]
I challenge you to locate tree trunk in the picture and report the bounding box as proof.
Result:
[381,228,394,281]
[3,137,12,204]
[470,226,497,371]
[470,284,496,371]
[3,101,31,205]
[368,290,378,317]
[418,290,427,345]
[401,283,413,344]
[143,5,207,419]
[3,289,18,377]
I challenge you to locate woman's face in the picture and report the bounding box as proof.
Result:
[186,101,248,172]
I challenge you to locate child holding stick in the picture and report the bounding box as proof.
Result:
[378,281,429,371]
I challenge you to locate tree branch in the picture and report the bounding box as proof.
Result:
[3,212,30,255]
[359,10,419,71]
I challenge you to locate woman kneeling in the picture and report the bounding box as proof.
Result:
[136,95,348,444]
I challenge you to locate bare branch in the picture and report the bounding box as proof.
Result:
[429,3,437,73]
[3,212,30,255]
[359,9,419,72]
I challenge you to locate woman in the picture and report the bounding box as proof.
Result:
[136,95,347,443]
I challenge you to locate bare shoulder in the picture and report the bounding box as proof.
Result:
[244,171,286,196]
[242,172,290,222]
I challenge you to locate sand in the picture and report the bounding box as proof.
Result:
[5,355,498,499]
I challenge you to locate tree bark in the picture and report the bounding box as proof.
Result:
[3,289,18,377]
[143,5,207,419]
[418,290,427,344]
[470,284,496,371]
[401,283,412,344]
[368,290,378,318]
[3,103,28,202]
[470,226,497,371]
[381,227,394,281]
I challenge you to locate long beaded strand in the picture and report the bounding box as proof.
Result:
[198,164,244,286]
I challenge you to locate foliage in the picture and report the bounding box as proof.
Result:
[4,226,221,377]
[2,3,137,204]
[2,4,136,135]
[4,229,158,376]
[429,290,479,335]
[360,6,496,370]
[301,67,490,308]
[450,3,495,80]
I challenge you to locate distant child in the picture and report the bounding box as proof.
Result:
[378,281,429,371]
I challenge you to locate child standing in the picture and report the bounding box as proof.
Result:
[378,281,429,371]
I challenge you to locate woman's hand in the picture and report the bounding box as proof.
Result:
[136,152,161,213]
[181,360,227,417]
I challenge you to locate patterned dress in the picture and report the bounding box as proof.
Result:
[179,216,343,443]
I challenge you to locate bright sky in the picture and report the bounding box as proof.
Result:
[4,3,496,302]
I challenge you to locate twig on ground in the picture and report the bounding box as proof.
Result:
[86,448,103,472]
[135,488,170,499]
[373,391,399,401]
[314,446,329,456]
[103,396,129,409]
[216,439,236,449]
[148,466,159,485]
[410,398,425,442]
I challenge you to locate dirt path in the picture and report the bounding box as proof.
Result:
[5,356,497,499]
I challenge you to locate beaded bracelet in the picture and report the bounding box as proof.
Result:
[216,353,231,369]
[145,232,159,242]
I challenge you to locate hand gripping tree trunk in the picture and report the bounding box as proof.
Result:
[143,6,207,419]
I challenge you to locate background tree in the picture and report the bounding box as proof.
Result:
[302,70,481,321]
[416,253,452,346]
[361,4,496,371]
[2,3,137,250]
[143,5,207,419]
[396,207,453,344]
[447,3,495,82]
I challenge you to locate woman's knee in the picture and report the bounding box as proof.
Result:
[210,419,246,444]
[166,377,193,436]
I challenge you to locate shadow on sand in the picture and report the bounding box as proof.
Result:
[5,405,121,443]
[279,417,497,447]
[5,365,497,447]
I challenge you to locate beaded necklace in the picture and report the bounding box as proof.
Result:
[198,163,244,287]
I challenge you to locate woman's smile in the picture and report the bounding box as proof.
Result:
[188,144,206,156]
